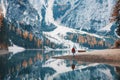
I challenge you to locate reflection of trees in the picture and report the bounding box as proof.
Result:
[22,60,28,68]
[0,54,10,79]
[28,58,33,65]
[4,50,67,79]
[65,56,78,70]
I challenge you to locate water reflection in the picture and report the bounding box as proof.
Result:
[0,50,120,80]
[70,55,76,70]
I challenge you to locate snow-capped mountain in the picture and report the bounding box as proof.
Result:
[0,0,118,49]
[53,0,116,31]
[29,0,116,31]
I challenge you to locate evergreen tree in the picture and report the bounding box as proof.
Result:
[111,0,120,37]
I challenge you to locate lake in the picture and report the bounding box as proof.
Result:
[0,50,119,80]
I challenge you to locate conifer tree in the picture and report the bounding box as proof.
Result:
[111,0,120,36]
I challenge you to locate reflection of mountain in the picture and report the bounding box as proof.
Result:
[17,65,56,80]
[43,56,119,80]
[53,64,118,80]
[0,0,118,49]
[3,50,62,80]
[1,50,70,79]
[0,54,10,79]
[1,50,119,80]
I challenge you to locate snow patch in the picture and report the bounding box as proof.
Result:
[0,0,7,17]
[115,28,120,38]
[29,0,45,22]
[45,0,54,25]
[99,22,114,31]
[8,44,25,54]
[43,0,103,50]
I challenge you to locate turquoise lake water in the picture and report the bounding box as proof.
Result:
[0,50,119,80]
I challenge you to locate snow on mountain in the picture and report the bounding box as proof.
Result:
[0,0,117,49]
[53,0,116,31]
[97,21,117,37]
[43,24,104,49]
[115,28,120,39]
[99,22,115,32]
[29,0,45,23]
[4,0,43,38]
[43,0,106,49]
[28,0,116,31]
[0,0,7,17]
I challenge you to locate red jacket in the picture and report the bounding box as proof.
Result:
[72,47,75,53]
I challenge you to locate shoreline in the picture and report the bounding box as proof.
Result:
[53,49,120,67]
[0,50,9,55]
